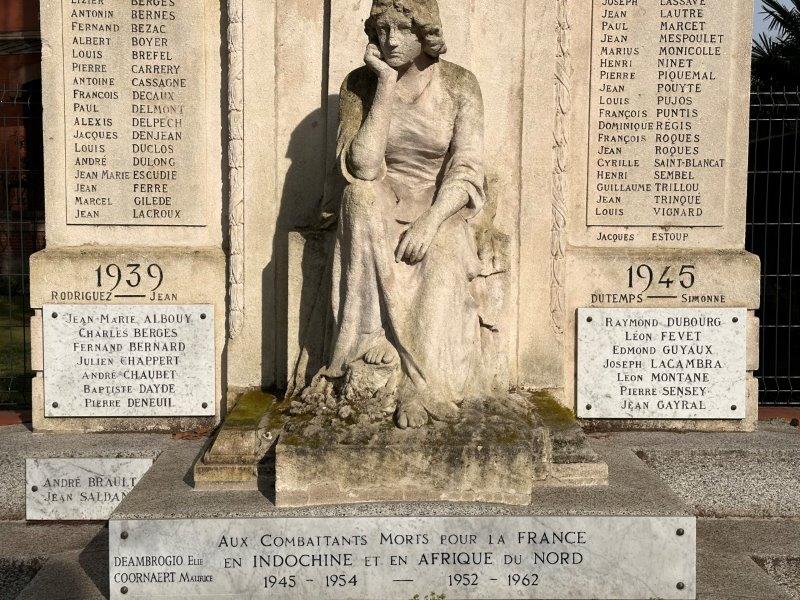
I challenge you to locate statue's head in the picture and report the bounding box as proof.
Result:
[365,0,447,68]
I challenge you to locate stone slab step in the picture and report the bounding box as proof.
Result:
[0,424,173,522]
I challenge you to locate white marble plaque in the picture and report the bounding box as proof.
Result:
[43,304,215,417]
[108,516,695,599]
[27,458,153,520]
[62,0,208,225]
[578,308,746,419]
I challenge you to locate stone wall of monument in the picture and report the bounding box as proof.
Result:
[31,0,226,432]
[564,0,760,429]
[31,0,760,432]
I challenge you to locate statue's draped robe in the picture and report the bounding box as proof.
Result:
[323,60,490,407]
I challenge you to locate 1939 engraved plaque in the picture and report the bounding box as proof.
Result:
[587,0,743,227]
[577,308,746,419]
[63,0,207,225]
[109,516,696,599]
[43,304,215,417]
[26,458,153,520]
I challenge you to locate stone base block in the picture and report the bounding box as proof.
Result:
[193,463,270,492]
[275,392,607,507]
[277,436,543,506]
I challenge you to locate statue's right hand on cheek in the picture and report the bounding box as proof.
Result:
[364,43,397,82]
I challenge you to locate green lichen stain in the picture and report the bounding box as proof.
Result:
[530,390,576,429]
[281,426,322,449]
[226,390,288,430]
[491,428,521,445]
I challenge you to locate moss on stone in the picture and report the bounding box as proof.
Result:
[530,390,576,429]
[226,390,288,430]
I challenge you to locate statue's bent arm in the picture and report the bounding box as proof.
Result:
[345,74,395,182]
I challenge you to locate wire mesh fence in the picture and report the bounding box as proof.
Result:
[0,81,44,409]
[747,88,800,406]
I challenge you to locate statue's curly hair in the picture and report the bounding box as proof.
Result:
[365,0,447,58]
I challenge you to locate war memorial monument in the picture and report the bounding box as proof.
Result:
[2,0,798,598]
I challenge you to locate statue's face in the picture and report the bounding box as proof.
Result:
[375,9,423,68]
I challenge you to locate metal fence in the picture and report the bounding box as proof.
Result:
[0,81,44,409]
[747,89,800,406]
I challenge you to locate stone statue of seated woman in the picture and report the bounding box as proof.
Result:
[294,0,508,429]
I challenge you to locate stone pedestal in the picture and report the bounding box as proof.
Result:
[274,392,607,507]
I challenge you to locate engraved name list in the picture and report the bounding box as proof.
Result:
[588,0,737,230]
[63,0,207,225]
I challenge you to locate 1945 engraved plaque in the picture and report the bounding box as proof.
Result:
[577,308,746,419]
[109,516,696,599]
[43,304,215,417]
[63,0,207,225]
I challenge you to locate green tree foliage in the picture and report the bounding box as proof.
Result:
[752,0,800,88]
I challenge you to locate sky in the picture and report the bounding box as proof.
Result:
[753,0,793,38]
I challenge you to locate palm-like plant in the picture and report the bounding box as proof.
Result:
[752,0,800,88]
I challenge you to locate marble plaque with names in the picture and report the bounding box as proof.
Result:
[27,458,153,520]
[587,0,741,227]
[43,304,215,417]
[109,516,695,599]
[63,0,207,225]
[577,308,747,419]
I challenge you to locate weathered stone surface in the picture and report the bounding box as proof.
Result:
[752,556,800,600]
[194,391,280,491]
[277,394,549,506]
[26,458,153,521]
[107,515,696,599]
[0,522,110,600]
[535,393,610,487]
[274,391,606,506]
[638,447,800,518]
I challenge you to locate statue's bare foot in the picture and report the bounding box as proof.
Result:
[363,338,398,365]
[395,397,427,429]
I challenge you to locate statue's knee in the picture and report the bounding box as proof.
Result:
[342,179,377,213]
